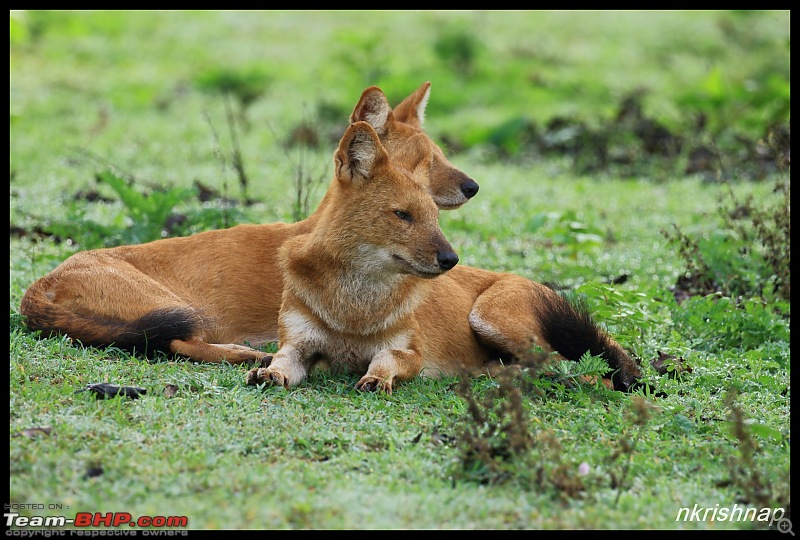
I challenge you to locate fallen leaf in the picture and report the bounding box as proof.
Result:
[12,426,52,439]
[75,383,147,400]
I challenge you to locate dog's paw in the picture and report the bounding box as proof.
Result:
[355,375,392,394]
[264,368,289,388]
[245,367,289,389]
[244,367,262,386]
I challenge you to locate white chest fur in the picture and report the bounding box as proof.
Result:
[280,309,413,372]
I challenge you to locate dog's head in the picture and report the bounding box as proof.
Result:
[331,121,459,279]
[350,82,478,210]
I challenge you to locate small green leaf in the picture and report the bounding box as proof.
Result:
[746,423,784,442]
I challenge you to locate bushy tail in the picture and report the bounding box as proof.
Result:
[20,286,198,356]
[536,287,642,391]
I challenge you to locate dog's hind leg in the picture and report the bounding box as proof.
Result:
[170,338,271,366]
[21,250,273,365]
[468,275,641,391]
[468,275,550,358]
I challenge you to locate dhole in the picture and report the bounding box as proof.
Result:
[19,83,478,365]
[246,121,642,393]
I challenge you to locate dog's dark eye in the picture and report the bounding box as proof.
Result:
[394,210,412,223]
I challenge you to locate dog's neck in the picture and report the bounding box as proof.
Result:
[280,232,425,336]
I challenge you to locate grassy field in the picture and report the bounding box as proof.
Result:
[9,10,790,530]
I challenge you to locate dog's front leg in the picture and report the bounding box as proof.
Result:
[356,348,423,394]
[245,344,311,389]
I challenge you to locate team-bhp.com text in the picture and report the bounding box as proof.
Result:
[5,513,188,529]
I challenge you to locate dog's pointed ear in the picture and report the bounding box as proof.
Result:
[350,86,393,136]
[335,121,388,186]
[392,81,431,128]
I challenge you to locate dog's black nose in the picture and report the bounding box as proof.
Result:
[460,179,479,199]
[437,251,459,271]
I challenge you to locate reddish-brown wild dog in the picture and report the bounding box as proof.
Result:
[246,121,642,393]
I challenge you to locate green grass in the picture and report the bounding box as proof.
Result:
[9,10,790,531]
[9,313,790,529]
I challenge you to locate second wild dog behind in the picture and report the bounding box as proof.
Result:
[247,121,642,393]
[19,83,478,365]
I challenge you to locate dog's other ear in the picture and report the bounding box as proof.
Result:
[335,121,388,185]
[350,86,393,136]
[391,81,431,129]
